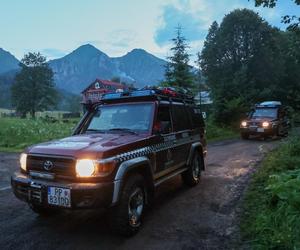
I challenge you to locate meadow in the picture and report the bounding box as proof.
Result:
[0,118,78,152]
[0,116,237,153]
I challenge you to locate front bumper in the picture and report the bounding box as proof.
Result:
[240,126,277,136]
[11,172,114,209]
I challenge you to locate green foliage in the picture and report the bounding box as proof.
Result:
[241,135,300,249]
[253,0,300,29]
[11,52,58,118]
[164,26,195,89]
[200,9,300,125]
[57,91,82,113]
[205,118,238,141]
[0,118,78,152]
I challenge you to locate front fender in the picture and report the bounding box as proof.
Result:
[112,156,153,205]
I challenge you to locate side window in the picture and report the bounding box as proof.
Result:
[155,105,172,134]
[172,104,192,132]
[190,107,205,129]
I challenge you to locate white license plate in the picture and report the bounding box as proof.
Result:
[48,187,71,207]
[257,128,264,132]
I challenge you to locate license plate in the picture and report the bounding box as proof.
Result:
[257,128,264,132]
[48,187,71,207]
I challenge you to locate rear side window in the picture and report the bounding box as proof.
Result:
[171,104,192,132]
[190,107,205,129]
[156,105,172,134]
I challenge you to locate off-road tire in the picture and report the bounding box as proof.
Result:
[182,152,202,187]
[109,174,146,237]
[29,204,56,216]
[241,133,249,140]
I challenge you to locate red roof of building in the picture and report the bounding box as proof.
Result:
[81,78,125,93]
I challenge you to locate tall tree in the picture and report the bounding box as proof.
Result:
[199,9,285,125]
[281,28,300,110]
[164,26,194,89]
[11,52,58,118]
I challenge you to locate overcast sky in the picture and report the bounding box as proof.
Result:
[1,0,298,62]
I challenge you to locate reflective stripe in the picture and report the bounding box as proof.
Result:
[112,134,200,163]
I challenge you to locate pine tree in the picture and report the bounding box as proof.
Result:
[164,26,194,89]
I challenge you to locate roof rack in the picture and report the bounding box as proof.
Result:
[82,86,195,106]
[255,101,282,108]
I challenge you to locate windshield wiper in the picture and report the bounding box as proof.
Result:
[85,129,105,134]
[108,128,138,135]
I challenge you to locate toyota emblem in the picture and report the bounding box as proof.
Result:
[43,160,53,171]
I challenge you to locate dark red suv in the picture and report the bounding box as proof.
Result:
[240,101,289,139]
[11,89,207,236]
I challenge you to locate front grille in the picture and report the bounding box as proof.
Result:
[27,155,76,178]
[249,122,261,127]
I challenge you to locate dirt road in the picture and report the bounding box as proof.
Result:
[0,139,278,250]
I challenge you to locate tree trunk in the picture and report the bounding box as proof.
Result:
[31,109,35,119]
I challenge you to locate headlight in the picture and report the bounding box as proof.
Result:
[241,121,247,127]
[75,159,96,177]
[75,158,116,178]
[262,121,270,128]
[20,153,27,171]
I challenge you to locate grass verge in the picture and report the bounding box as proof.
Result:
[206,120,239,142]
[0,118,78,152]
[240,133,300,249]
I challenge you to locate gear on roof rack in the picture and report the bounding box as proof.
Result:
[82,85,195,107]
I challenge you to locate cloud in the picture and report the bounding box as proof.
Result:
[153,0,296,65]
[81,29,138,57]
[154,4,208,46]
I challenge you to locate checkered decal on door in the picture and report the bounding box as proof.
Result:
[114,135,199,163]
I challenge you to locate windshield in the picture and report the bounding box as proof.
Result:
[84,103,154,133]
[251,108,277,118]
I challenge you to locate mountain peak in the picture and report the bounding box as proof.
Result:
[126,48,149,56]
[77,44,99,52]
[68,44,108,58]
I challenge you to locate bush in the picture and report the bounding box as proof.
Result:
[205,118,238,141]
[241,135,300,249]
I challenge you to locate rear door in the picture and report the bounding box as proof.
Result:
[170,103,193,166]
[153,103,176,176]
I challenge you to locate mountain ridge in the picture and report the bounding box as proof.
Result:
[0,44,167,96]
[0,48,20,75]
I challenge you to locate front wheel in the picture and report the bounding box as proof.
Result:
[182,152,202,187]
[109,174,146,236]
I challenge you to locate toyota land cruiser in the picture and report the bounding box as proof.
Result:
[240,101,289,139]
[11,88,207,236]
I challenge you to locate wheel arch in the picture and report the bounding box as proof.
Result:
[112,156,154,205]
[187,142,205,171]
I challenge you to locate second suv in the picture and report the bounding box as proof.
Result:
[11,88,207,236]
[240,101,289,139]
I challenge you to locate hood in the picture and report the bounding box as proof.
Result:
[247,117,276,122]
[27,133,149,158]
